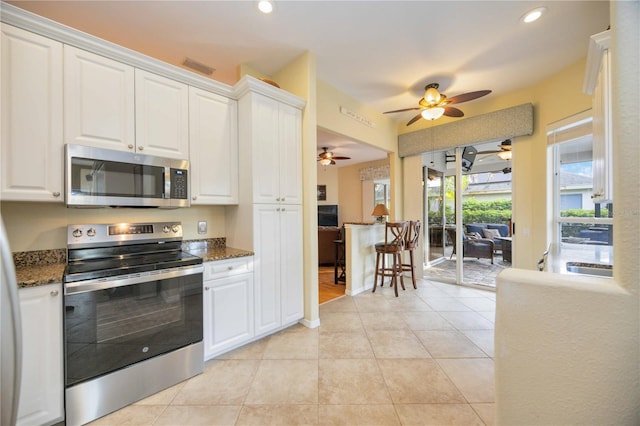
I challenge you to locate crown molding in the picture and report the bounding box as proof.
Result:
[233,75,306,109]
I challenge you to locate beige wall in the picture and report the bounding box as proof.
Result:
[0,202,226,252]
[337,158,390,224]
[316,165,339,206]
[398,58,593,269]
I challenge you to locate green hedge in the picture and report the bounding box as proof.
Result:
[430,198,512,225]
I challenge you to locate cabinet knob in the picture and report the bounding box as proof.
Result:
[228,266,234,270]
[138,146,144,151]
[204,286,210,291]
[128,144,134,149]
[192,196,197,200]
[281,197,285,202]
[281,207,286,211]
[52,192,61,197]
[50,290,59,297]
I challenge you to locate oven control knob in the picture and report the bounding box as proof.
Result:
[162,225,170,233]
[172,225,179,233]
[72,228,83,238]
[87,228,96,237]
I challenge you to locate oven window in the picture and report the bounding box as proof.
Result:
[64,273,202,387]
[70,157,165,198]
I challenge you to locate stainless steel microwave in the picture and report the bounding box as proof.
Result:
[65,144,190,208]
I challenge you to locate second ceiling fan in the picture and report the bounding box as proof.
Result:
[384,83,491,126]
[318,147,351,165]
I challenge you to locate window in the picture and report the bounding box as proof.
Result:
[560,194,583,210]
[548,111,613,246]
[373,180,389,209]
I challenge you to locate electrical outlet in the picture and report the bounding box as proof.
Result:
[197,221,207,234]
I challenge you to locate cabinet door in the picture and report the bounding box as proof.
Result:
[592,47,612,203]
[64,45,135,151]
[280,204,304,324]
[278,103,303,205]
[1,25,63,202]
[253,205,282,335]
[189,87,238,204]
[135,69,189,158]
[17,284,64,426]
[203,273,254,359]
[250,94,281,204]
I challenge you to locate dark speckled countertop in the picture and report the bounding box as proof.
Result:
[14,239,253,288]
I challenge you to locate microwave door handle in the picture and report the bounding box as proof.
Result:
[165,167,171,199]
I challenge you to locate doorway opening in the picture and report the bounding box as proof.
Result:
[423,142,513,288]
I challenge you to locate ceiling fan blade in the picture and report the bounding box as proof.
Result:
[446,90,492,105]
[331,156,351,160]
[384,107,421,114]
[406,112,423,126]
[476,150,501,154]
[443,106,464,117]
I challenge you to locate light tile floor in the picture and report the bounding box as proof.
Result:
[89,278,496,425]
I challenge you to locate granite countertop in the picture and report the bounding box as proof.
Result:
[185,246,254,262]
[14,239,253,289]
[545,242,613,275]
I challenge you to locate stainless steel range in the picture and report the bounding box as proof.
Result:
[63,222,204,426]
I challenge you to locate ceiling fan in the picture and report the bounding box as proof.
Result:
[318,147,351,165]
[384,83,491,126]
[477,139,512,160]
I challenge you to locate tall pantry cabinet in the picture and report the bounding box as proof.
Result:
[230,76,306,336]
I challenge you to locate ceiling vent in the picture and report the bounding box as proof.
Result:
[182,57,215,75]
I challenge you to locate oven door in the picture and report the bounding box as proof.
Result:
[64,267,203,387]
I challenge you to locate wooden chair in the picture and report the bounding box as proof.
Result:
[401,220,421,289]
[373,221,409,297]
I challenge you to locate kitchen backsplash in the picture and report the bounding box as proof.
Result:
[1,202,227,252]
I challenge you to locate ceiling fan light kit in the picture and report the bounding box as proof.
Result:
[497,150,513,160]
[421,107,445,120]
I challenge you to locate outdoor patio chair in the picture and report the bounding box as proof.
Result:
[446,228,494,264]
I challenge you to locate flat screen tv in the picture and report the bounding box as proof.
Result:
[318,205,338,227]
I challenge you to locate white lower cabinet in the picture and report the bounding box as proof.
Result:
[17,283,64,426]
[203,257,254,360]
[253,204,304,336]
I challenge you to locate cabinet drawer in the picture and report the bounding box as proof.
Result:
[204,257,253,281]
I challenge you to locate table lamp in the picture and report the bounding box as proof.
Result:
[371,204,390,223]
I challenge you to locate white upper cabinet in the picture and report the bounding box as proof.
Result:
[1,24,64,202]
[64,45,135,151]
[242,92,302,205]
[583,29,612,204]
[189,87,238,204]
[135,69,190,159]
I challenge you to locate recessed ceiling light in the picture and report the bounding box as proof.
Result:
[258,0,274,14]
[521,7,547,23]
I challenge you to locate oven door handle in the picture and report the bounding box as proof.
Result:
[64,264,204,295]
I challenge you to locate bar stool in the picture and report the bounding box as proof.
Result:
[373,221,409,297]
[401,220,421,289]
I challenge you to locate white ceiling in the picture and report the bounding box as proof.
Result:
[7,0,609,167]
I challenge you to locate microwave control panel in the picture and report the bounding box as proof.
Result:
[170,169,188,199]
